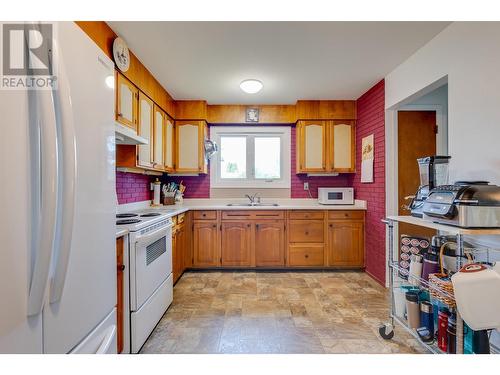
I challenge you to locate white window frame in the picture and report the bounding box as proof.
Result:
[210,126,291,189]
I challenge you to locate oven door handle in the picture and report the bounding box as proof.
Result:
[135,223,173,247]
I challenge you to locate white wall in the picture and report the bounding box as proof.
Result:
[386,22,500,185]
[385,22,500,351]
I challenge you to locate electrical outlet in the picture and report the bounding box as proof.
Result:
[303,182,309,191]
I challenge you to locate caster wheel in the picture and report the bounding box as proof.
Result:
[379,323,394,340]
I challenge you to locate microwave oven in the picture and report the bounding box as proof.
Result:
[318,187,354,205]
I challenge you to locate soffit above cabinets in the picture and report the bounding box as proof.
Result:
[107,21,450,104]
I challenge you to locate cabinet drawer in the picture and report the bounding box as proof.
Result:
[288,245,324,266]
[328,210,364,221]
[193,210,217,220]
[288,220,324,243]
[289,210,324,220]
[221,210,284,220]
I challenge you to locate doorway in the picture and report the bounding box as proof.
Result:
[397,110,437,239]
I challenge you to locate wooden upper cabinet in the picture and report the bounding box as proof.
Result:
[193,222,220,267]
[116,72,138,130]
[328,120,355,173]
[164,115,175,172]
[296,121,327,173]
[221,222,253,267]
[175,120,207,174]
[137,92,154,168]
[152,105,165,171]
[296,120,355,174]
[327,220,364,267]
[255,221,285,267]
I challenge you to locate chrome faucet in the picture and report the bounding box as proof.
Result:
[245,193,261,205]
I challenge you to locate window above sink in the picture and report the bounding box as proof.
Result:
[210,126,291,189]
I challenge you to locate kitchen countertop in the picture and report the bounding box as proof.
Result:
[116,198,367,237]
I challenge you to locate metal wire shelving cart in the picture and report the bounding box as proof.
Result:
[379,215,500,354]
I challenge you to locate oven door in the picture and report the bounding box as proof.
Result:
[130,223,173,311]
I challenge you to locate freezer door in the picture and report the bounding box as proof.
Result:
[0,86,43,354]
[70,308,117,354]
[42,22,117,353]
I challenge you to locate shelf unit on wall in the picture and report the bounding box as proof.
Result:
[380,215,500,354]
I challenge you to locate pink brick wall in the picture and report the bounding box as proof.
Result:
[116,171,153,204]
[290,126,350,198]
[348,79,386,284]
[165,165,211,198]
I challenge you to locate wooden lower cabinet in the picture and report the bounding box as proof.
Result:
[193,222,220,267]
[221,222,253,266]
[327,220,364,267]
[172,222,186,284]
[255,221,285,267]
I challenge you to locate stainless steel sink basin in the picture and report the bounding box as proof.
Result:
[226,203,279,207]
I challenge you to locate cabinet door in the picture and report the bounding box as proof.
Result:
[255,221,285,267]
[164,115,175,172]
[177,224,186,275]
[327,221,364,267]
[176,121,201,173]
[172,227,179,283]
[221,222,253,267]
[116,73,138,130]
[137,92,153,168]
[193,222,220,267]
[329,120,355,172]
[152,105,165,170]
[297,121,327,173]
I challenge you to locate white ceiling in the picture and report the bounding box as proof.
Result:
[107,22,450,104]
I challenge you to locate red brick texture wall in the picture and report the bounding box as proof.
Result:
[349,79,386,284]
[116,171,153,204]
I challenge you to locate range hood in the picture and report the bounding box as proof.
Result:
[115,123,148,145]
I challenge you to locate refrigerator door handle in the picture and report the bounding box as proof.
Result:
[95,325,116,354]
[27,83,59,317]
[49,42,77,304]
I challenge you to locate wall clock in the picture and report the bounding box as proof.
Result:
[113,37,130,72]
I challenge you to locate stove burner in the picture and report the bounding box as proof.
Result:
[116,219,141,225]
[116,213,139,218]
[140,212,161,217]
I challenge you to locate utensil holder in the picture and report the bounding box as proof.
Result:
[163,192,175,205]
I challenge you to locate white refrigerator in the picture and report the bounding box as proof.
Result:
[0,22,117,353]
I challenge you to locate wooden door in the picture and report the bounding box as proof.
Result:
[193,222,220,267]
[327,221,364,267]
[175,121,201,173]
[116,73,138,130]
[115,237,124,353]
[255,221,285,267]
[329,120,355,172]
[137,92,153,168]
[164,115,175,172]
[152,105,165,170]
[221,222,253,267]
[398,111,437,238]
[297,120,326,173]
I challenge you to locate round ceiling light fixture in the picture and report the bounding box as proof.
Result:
[240,79,263,94]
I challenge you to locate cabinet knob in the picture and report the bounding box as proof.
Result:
[117,112,122,117]
[117,264,125,272]
[305,254,309,259]
[305,231,309,235]
[202,214,206,217]
[247,224,251,228]
[212,224,216,228]
[329,224,333,228]
[256,224,259,229]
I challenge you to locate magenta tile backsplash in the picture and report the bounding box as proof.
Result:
[116,171,153,204]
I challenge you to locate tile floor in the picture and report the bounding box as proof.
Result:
[140,271,425,354]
